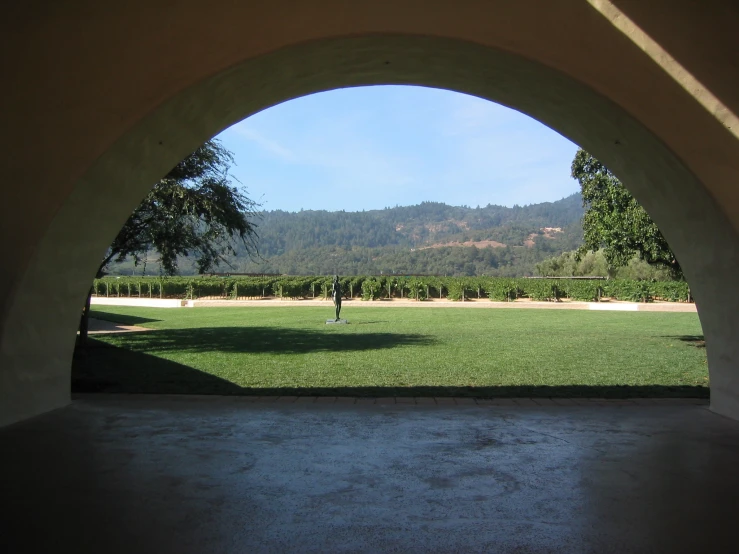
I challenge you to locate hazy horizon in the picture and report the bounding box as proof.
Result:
[250,191,581,215]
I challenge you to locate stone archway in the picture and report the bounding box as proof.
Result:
[1,1,737,426]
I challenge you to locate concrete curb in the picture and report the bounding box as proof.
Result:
[71,393,709,407]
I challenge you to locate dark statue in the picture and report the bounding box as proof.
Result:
[331,275,342,321]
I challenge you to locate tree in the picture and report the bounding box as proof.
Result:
[79,139,260,340]
[571,148,682,278]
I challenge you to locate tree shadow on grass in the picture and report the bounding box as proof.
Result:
[72,339,243,394]
[90,326,435,355]
[72,337,709,399]
[89,310,162,326]
[662,335,706,348]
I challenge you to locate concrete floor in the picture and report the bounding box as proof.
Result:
[1,396,738,553]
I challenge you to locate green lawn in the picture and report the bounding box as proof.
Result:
[73,306,708,398]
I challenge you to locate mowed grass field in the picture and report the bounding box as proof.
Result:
[73,306,709,398]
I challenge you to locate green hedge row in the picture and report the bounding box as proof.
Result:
[93,275,692,303]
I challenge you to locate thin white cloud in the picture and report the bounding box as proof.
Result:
[232,125,295,161]
[442,94,522,136]
[232,115,416,189]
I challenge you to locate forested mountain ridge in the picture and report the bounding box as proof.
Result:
[110,193,585,277]
[245,193,583,256]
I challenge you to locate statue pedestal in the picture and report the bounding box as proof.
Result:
[326,319,349,324]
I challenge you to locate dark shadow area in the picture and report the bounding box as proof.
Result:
[72,339,243,394]
[84,326,435,355]
[664,335,706,348]
[89,309,162,325]
[72,339,708,399]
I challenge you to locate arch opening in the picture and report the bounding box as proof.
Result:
[79,85,706,401]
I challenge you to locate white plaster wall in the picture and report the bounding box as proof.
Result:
[91,298,187,308]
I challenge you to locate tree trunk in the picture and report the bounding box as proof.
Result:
[78,286,93,343]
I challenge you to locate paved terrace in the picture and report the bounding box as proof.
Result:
[1,395,736,553]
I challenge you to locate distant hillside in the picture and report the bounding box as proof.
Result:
[247,193,583,256]
[110,194,585,277]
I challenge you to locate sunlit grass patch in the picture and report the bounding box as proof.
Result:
[74,306,708,398]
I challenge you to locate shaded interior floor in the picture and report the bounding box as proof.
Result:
[1,396,738,553]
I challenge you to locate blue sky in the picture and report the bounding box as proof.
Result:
[215,86,579,213]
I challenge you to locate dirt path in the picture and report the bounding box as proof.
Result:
[91,297,697,312]
[188,298,698,312]
[84,318,153,334]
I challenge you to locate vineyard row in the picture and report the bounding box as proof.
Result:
[93,275,693,303]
